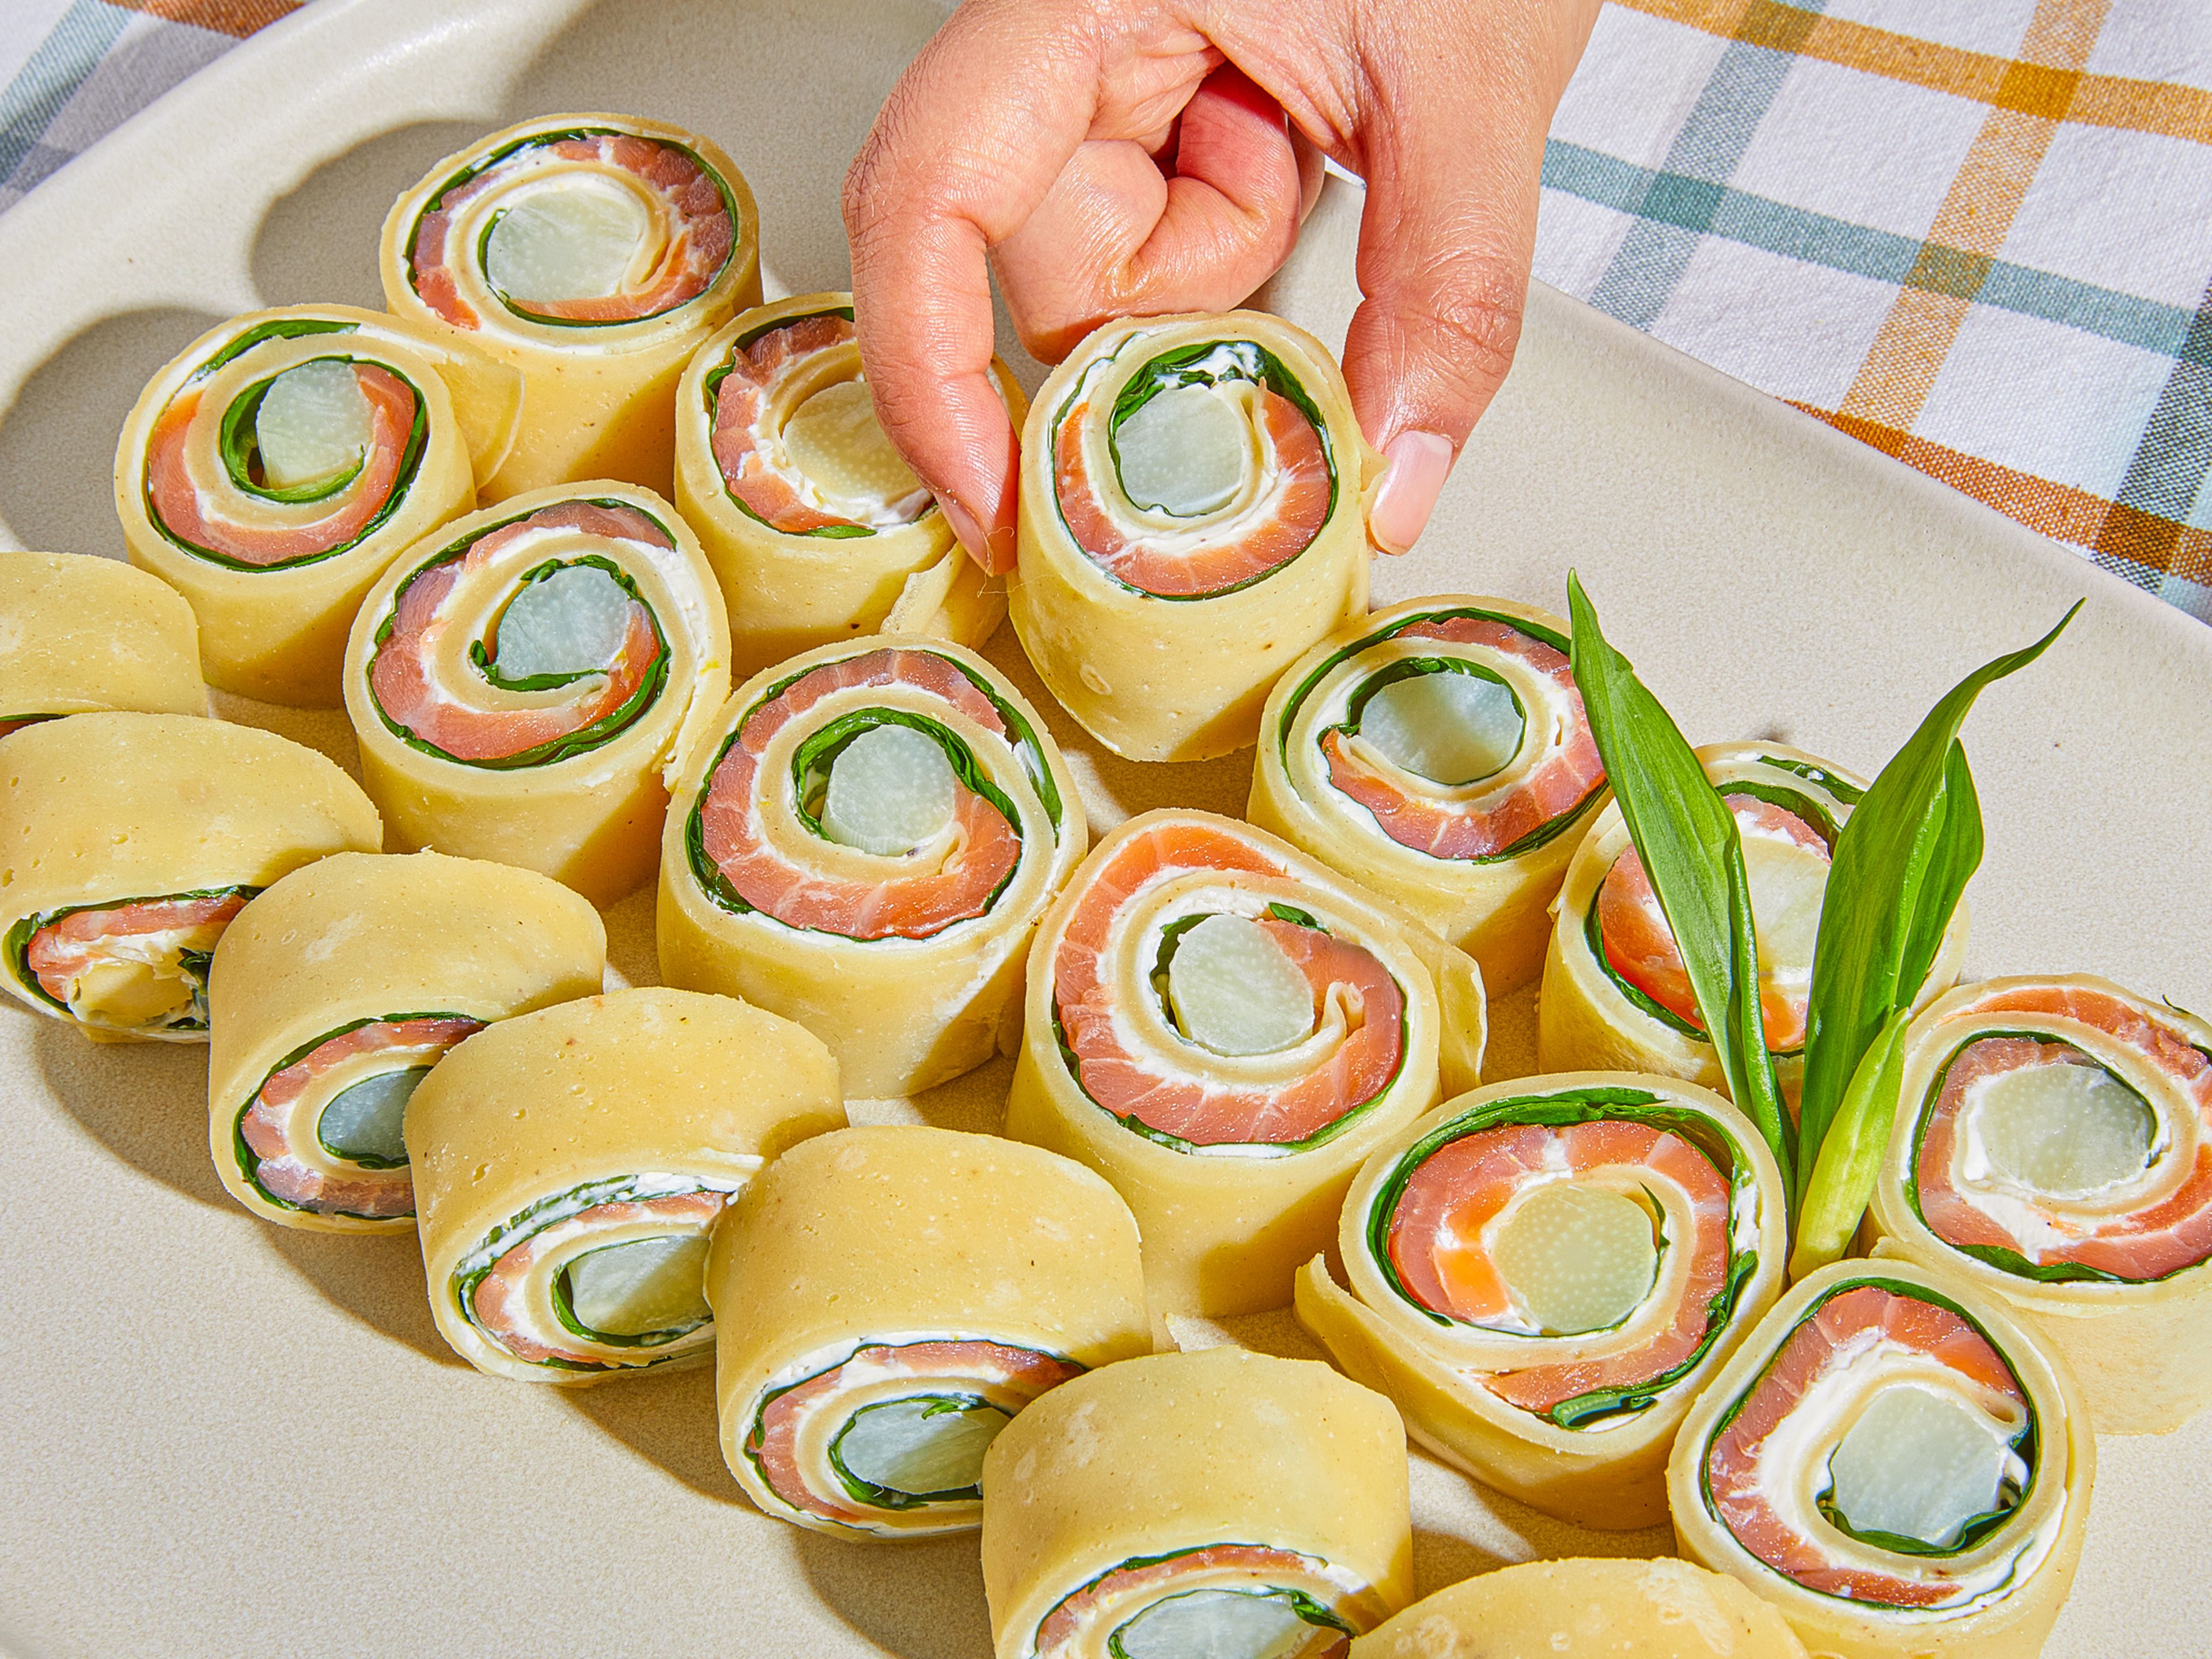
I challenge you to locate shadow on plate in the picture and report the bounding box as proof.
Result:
[0,305,223,561]
[31,1013,232,1210]
[798,1527,995,1659]
[565,1360,744,1504]
[259,1224,467,1369]
[251,120,486,309]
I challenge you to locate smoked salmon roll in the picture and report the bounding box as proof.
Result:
[674,291,1029,676]
[1249,593,1608,997]
[0,551,204,732]
[407,987,843,1386]
[1003,809,1484,1316]
[380,113,760,502]
[658,637,1084,1097]
[204,851,604,1233]
[1540,743,1969,1105]
[0,714,380,1043]
[1667,1258,2093,1659]
[1349,1559,1809,1659]
[343,480,730,906]
[981,1349,1413,1659]
[707,1126,1149,1537]
[1011,310,1383,762]
[113,305,497,706]
[1868,976,2212,1435]
[1294,1071,1787,1529]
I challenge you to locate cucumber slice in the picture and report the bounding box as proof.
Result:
[316,1065,429,1166]
[1168,914,1315,1057]
[254,359,371,490]
[1973,1056,2155,1198]
[782,380,922,509]
[1113,383,1249,517]
[820,722,957,855]
[1825,1384,2015,1550]
[1111,1589,1325,1659]
[1358,671,1524,786]
[492,565,633,681]
[1741,831,1827,984]
[832,1395,1012,1500]
[484,180,650,302]
[1491,1182,1658,1335]
[562,1234,711,1338]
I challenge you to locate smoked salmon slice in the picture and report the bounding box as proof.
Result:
[696,646,1022,940]
[1050,819,1405,1147]
[143,363,418,568]
[1703,1281,2029,1608]
[1913,983,2212,1281]
[1596,794,1829,1051]
[24,892,248,1035]
[408,130,733,330]
[1384,1116,1732,1414]
[1320,617,1605,859]
[1035,1544,1359,1659]
[368,500,670,764]
[234,1015,482,1219]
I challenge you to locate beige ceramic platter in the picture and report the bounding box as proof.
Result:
[1,2,2206,1654]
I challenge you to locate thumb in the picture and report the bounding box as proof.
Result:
[1339,3,1594,554]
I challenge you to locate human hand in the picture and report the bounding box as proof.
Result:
[843,0,1601,573]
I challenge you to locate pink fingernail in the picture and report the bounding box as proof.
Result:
[1369,430,1455,555]
[935,493,990,569]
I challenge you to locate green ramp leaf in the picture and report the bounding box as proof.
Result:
[1566,573,1790,1184]
[1792,603,2080,1228]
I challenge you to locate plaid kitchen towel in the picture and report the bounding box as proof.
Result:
[5,0,2210,623]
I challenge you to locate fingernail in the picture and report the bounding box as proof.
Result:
[936,493,990,569]
[1369,430,1455,555]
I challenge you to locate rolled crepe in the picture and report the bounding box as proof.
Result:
[1349,1559,1808,1659]
[0,714,379,1043]
[1296,1071,1787,1529]
[660,637,1084,1096]
[1667,1258,2093,1659]
[0,550,204,733]
[343,481,730,906]
[380,112,761,501]
[707,1125,1150,1537]
[981,1348,1413,1659]
[1004,809,1484,1316]
[205,851,605,1233]
[1540,743,1969,1105]
[1868,975,2212,1435]
[673,292,1029,676]
[113,304,492,705]
[1010,310,1383,762]
[1249,593,1608,996]
[407,986,844,1385]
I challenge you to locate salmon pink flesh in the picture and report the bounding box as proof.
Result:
[1035,1546,1359,1659]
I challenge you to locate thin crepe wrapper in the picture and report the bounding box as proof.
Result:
[1003,809,1484,1318]
[0,551,204,722]
[706,1125,1150,1535]
[1349,1558,1808,1659]
[342,480,731,907]
[113,305,480,706]
[1248,593,1604,996]
[980,1348,1414,1659]
[406,986,844,1387]
[0,713,381,1040]
[377,112,761,502]
[1010,310,1382,763]
[1665,1257,2093,1659]
[658,636,1085,1097]
[673,291,1027,677]
[1296,1070,1787,1529]
[1539,743,1969,1107]
[1868,975,2212,1435]
[205,850,605,1232]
